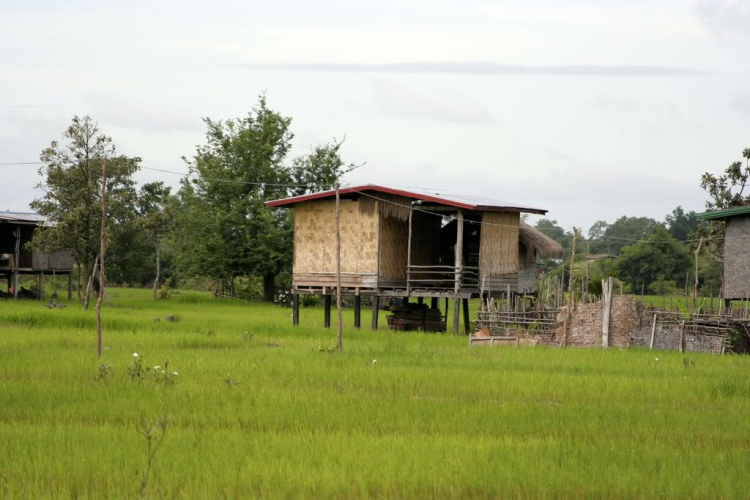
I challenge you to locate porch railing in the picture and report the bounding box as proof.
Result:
[406,265,479,293]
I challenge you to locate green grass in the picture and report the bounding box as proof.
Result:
[1,289,750,498]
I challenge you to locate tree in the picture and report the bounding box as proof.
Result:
[534,219,571,250]
[595,216,661,256]
[30,116,140,301]
[136,182,176,299]
[664,206,698,242]
[697,147,750,260]
[614,226,691,293]
[289,139,360,196]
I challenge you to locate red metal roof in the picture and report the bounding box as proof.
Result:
[265,184,548,214]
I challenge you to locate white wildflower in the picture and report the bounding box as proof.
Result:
[172,371,179,376]
[161,370,166,374]
[655,358,659,361]
[371,359,377,364]
[133,352,139,358]
[154,365,160,371]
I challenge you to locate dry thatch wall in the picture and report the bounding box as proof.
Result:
[293,200,378,275]
[724,214,750,300]
[479,212,519,277]
[378,212,408,280]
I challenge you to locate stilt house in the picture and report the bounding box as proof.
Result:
[0,211,74,299]
[696,206,750,302]
[266,185,563,330]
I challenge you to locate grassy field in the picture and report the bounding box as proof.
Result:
[2,289,750,498]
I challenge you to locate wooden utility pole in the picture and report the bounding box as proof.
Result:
[96,158,107,359]
[693,238,703,311]
[561,227,578,347]
[335,181,343,352]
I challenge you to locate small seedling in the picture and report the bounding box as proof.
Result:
[96,364,112,382]
[128,353,146,383]
[139,416,170,498]
[225,376,240,387]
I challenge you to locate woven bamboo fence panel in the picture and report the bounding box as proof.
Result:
[378,213,408,279]
[293,200,378,274]
[479,212,519,277]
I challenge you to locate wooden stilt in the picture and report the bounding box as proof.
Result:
[462,298,470,334]
[354,295,361,328]
[292,293,300,326]
[431,297,438,309]
[452,298,460,334]
[40,273,45,301]
[417,297,424,305]
[371,295,380,330]
[444,297,449,329]
[323,294,331,328]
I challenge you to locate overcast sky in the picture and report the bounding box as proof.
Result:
[1,0,748,232]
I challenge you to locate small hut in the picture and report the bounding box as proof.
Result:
[266,185,563,331]
[0,211,74,299]
[696,206,750,303]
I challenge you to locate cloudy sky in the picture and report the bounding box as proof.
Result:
[1,0,748,232]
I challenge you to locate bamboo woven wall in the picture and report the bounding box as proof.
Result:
[479,212,519,276]
[293,200,378,274]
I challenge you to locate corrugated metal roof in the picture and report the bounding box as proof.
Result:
[265,184,548,214]
[0,211,48,224]
[696,205,750,221]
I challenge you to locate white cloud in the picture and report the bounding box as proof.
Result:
[370,78,495,124]
[697,0,750,39]
[85,93,202,133]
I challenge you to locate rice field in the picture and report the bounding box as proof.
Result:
[1,288,750,498]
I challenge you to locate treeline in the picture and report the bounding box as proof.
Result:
[30,95,749,303]
[535,144,750,298]
[31,95,355,302]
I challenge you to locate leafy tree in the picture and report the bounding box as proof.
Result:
[697,147,750,261]
[534,219,571,250]
[177,95,294,301]
[664,206,698,242]
[614,226,691,293]
[593,216,661,256]
[30,116,140,300]
[289,139,359,196]
[136,182,176,299]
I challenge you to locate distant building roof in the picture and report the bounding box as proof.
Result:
[0,211,48,225]
[265,184,548,214]
[696,205,750,221]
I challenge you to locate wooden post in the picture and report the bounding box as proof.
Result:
[561,228,579,348]
[601,277,613,348]
[679,320,686,353]
[95,157,107,359]
[431,297,438,309]
[67,272,72,301]
[40,273,45,301]
[334,180,343,351]
[12,227,20,299]
[455,211,464,293]
[444,297,449,327]
[693,238,703,311]
[353,295,361,329]
[406,205,413,296]
[649,314,657,349]
[417,297,423,306]
[452,297,460,334]
[462,298,470,334]
[371,295,380,330]
[292,293,300,326]
[324,294,332,328]
[37,273,42,300]
[83,254,98,311]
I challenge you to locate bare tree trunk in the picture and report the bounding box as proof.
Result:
[96,158,107,359]
[335,181,343,352]
[152,243,161,300]
[83,255,98,311]
[693,238,703,311]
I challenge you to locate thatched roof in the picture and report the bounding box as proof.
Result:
[519,222,564,259]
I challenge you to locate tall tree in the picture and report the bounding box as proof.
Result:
[30,116,140,301]
[698,147,750,260]
[289,139,360,196]
[178,95,294,301]
[614,226,691,293]
[665,206,698,242]
[136,182,176,299]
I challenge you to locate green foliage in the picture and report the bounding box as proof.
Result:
[30,116,141,283]
[648,278,678,296]
[615,226,691,292]
[665,206,698,242]
[587,216,661,255]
